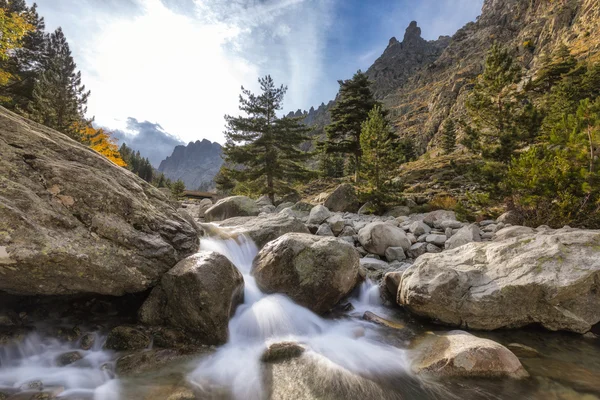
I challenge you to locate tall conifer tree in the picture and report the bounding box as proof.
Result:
[28,27,89,138]
[324,70,378,181]
[222,75,313,203]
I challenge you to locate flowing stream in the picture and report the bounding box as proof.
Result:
[1,232,600,399]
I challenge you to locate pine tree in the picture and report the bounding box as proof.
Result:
[222,75,314,203]
[360,105,397,191]
[28,27,89,139]
[441,118,456,154]
[324,70,378,182]
[466,43,532,163]
[171,179,185,199]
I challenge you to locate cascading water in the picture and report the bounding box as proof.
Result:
[188,232,412,400]
[0,331,119,399]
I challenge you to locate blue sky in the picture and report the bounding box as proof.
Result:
[34,0,484,147]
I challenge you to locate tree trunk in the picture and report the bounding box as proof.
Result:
[354,152,360,183]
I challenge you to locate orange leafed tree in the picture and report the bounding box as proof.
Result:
[78,124,127,167]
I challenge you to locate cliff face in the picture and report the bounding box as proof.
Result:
[297,0,600,153]
[158,139,223,190]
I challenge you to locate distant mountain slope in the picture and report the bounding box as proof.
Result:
[158,139,223,190]
[293,0,600,154]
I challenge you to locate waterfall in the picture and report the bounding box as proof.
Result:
[188,230,410,399]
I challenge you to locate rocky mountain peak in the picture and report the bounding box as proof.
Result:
[403,20,423,43]
[158,139,223,190]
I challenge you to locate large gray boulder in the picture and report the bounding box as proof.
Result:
[444,224,481,250]
[358,222,411,256]
[323,184,360,213]
[306,205,331,225]
[139,251,244,344]
[0,107,199,296]
[252,233,360,314]
[215,213,310,249]
[204,196,260,222]
[411,331,528,379]
[398,229,600,333]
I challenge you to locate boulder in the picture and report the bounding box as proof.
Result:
[323,184,360,213]
[359,258,392,280]
[214,213,310,249]
[252,233,360,314]
[138,251,244,344]
[425,234,447,247]
[261,341,306,363]
[358,222,411,256]
[409,221,431,236]
[398,229,600,333]
[204,196,260,222]
[384,247,406,262]
[494,225,535,241]
[338,226,357,237]
[104,326,151,351]
[306,205,332,225]
[411,331,528,379]
[437,220,464,230]
[326,214,346,236]
[422,210,456,227]
[0,107,198,296]
[316,224,334,237]
[197,198,213,218]
[444,224,481,250]
[383,206,411,218]
[496,211,523,225]
[275,202,295,213]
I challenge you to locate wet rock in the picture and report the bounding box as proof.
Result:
[323,184,360,213]
[399,229,600,333]
[204,196,259,222]
[444,224,481,250]
[358,222,411,256]
[363,311,406,330]
[253,233,360,314]
[56,351,83,366]
[212,213,310,250]
[0,109,199,296]
[104,326,151,351]
[79,333,95,351]
[359,258,392,280]
[261,342,306,363]
[306,205,331,225]
[139,251,244,344]
[115,349,197,376]
[19,381,43,391]
[411,331,528,379]
[507,343,540,358]
[197,198,213,218]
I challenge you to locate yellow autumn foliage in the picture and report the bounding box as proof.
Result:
[0,7,34,86]
[78,124,127,167]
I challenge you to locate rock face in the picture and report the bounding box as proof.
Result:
[204,196,260,222]
[358,222,411,256]
[411,331,528,379]
[323,184,360,213]
[215,213,310,249]
[0,107,199,296]
[398,229,600,333]
[252,233,360,314]
[139,251,244,344]
[157,139,223,190]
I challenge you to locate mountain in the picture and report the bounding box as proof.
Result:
[158,139,223,190]
[293,0,600,154]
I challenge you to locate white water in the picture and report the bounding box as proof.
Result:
[189,234,410,399]
[0,332,119,399]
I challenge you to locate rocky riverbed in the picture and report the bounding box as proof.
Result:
[2,109,600,399]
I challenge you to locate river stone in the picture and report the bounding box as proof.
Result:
[197,198,213,218]
[56,351,83,366]
[409,221,431,236]
[384,247,406,262]
[139,251,244,344]
[261,342,306,363]
[253,233,360,314]
[358,222,411,256]
[398,229,600,333]
[411,331,528,379]
[323,184,360,213]
[213,213,310,249]
[306,205,331,225]
[425,234,446,247]
[204,196,259,222]
[406,242,428,259]
[422,210,456,227]
[316,224,334,237]
[104,326,151,351]
[326,214,345,236]
[0,108,199,296]
[444,224,481,250]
